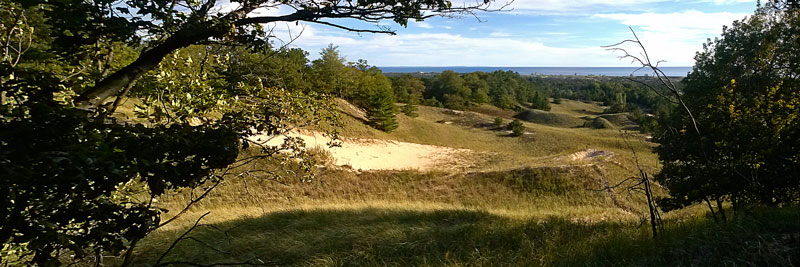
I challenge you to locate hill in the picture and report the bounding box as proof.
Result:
[120,99,798,266]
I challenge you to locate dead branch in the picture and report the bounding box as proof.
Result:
[154,212,211,266]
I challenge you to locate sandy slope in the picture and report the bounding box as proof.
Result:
[249,130,474,171]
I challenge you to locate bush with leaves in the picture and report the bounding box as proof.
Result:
[655,4,800,213]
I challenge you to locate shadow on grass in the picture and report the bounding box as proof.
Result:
[133,207,800,266]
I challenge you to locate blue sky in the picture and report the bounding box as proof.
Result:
[230,0,760,67]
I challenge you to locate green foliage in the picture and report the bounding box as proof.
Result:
[390,74,425,104]
[311,44,348,96]
[1,0,496,263]
[366,86,399,132]
[507,119,525,136]
[0,83,239,264]
[0,8,339,265]
[586,117,615,129]
[531,76,677,116]
[494,117,504,126]
[401,103,418,118]
[464,72,490,103]
[429,70,471,110]
[514,109,586,128]
[655,5,800,211]
[629,107,659,133]
[422,97,444,107]
[529,91,551,111]
[420,70,550,111]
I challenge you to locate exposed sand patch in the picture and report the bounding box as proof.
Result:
[249,130,474,171]
[568,149,615,162]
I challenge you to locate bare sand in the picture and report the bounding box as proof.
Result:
[249,130,473,171]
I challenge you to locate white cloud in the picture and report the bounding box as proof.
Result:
[288,31,618,66]
[704,0,755,4]
[415,22,434,28]
[593,10,749,35]
[593,10,750,65]
[500,0,666,14]
[211,1,758,67]
[489,32,512,37]
[494,0,756,15]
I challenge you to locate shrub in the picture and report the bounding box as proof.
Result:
[401,103,418,118]
[494,117,504,126]
[507,119,525,136]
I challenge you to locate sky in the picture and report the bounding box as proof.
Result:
[233,0,761,67]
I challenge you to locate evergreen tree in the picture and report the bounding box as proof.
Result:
[507,119,525,136]
[311,44,347,96]
[366,87,399,132]
[401,102,418,117]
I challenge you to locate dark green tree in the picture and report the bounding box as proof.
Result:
[494,117,505,127]
[507,119,525,136]
[366,86,399,132]
[312,44,347,95]
[401,102,419,117]
[464,72,489,104]
[428,70,470,109]
[390,74,425,104]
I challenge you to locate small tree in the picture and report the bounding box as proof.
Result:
[401,102,418,118]
[507,119,525,136]
[494,117,505,126]
[366,87,399,132]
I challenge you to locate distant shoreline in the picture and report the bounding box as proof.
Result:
[378,66,692,77]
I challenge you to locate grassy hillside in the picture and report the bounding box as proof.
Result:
[121,99,798,266]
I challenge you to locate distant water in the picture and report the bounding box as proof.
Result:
[378,66,693,77]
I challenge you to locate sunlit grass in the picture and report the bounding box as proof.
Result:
[122,99,798,266]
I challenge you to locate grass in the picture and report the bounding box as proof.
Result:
[119,99,799,266]
[548,98,606,117]
[514,109,588,128]
[131,203,799,266]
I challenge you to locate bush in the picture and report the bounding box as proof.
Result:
[422,97,443,108]
[586,117,615,129]
[514,109,585,128]
[507,119,525,136]
[401,103,418,118]
[493,117,504,126]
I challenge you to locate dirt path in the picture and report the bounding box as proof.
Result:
[249,130,475,171]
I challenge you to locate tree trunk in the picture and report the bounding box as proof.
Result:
[642,171,659,237]
[704,197,718,223]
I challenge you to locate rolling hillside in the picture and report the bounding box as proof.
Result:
[121,99,797,266]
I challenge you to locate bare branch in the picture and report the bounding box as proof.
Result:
[154,212,211,266]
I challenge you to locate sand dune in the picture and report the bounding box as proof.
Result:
[249,130,473,171]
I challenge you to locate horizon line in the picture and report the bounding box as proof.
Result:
[376,66,693,68]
